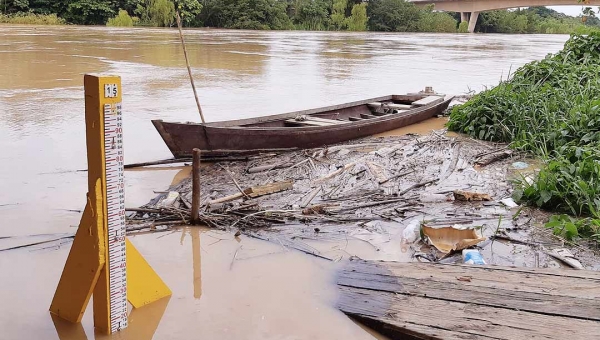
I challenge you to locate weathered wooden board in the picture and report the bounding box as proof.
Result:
[337,260,600,340]
[412,95,444,107]
[367,102,413,110]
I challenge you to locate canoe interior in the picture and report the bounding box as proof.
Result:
[220,94,432,128]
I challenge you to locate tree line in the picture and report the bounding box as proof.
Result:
[1,0,599,34]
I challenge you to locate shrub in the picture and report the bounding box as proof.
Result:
[0,13,66,25]
[448,33,600,240]
[107,10,134,27]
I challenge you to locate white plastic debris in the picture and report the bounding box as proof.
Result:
[402,220,421,243]
[419,193,450,203]
[159,191,180,208]
[511,161,529,170]
[462,249,486,265]
[547,248,584,270]
[500,198,519,208]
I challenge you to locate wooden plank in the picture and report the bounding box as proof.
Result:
[337,260,600,339]
[209,180,293,204]
[285,119,333,127]
[306,117,348,124]
[338,265,600,321]
[338,286,600,340]
[344,261,600,298]
[244,180,293,198]
[371,111,390,117]
[360,113,377,119]
[367,102,412,110]
[412,96,443,107]
[285,117,347,127]
[349,117,364,121]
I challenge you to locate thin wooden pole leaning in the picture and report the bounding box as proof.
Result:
[191,148,201,224]
[175,10,205,123]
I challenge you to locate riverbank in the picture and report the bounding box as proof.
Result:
[0,13,65,25]
[449,33,600,243]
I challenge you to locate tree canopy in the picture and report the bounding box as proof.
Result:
[2,0,599,35]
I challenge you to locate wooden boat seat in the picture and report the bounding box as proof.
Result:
[285,116,347,127]
[367,102,412,110]
[411,96,443,106]
[372,111,389,117]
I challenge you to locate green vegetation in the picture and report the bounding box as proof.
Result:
[2,0,600,34]
[476,7,600,34]
[367,0,421,32]
[0,13,65,25]
[293,0,330,30]
[447,33,600,241]
[200,0,291,30]
[417,6,458,33]
[347,3,367,31]
[107,9,135,26]
[330,0,347,30]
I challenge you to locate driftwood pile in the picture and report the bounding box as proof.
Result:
[126,131,537,260]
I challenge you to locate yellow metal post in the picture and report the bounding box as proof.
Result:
[49,180,105,323]
[126,239,171,308]
[50,74,171,334]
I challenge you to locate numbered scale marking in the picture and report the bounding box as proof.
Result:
[103,102,128,332]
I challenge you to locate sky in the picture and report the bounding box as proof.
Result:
[548,5,588,16]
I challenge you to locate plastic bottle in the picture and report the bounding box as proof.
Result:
[462,249,486,265]
[400,220,421,253]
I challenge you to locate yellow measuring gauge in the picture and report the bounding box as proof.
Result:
[50,75,171,334]
[103,97,128,332]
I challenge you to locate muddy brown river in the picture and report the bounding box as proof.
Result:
[0,25,568,339]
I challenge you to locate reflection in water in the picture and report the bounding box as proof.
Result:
[179,226,203,298]
[52,315,88,340]
[51,296,170,340]
[191,228,202,299]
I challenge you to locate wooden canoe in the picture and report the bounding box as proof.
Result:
[152,93,454,158]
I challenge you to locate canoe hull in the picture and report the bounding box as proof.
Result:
[152,95,453,158]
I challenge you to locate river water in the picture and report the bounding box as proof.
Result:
[0,25,568,339]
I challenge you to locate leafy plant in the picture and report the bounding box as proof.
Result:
[545,214,580,240]
[449,33,600,240]
[545,214,600,241]
[346,3,368,32]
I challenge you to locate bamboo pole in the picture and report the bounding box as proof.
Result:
[175,10,205,123]
[191,148,202,224]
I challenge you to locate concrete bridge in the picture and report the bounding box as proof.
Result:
[410,0,600,32]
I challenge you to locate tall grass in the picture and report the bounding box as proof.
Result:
[448,33,600,241]
[0,13,65,25]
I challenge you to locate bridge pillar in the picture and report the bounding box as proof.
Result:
[460,12,469,23]
[468,11,479,33]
